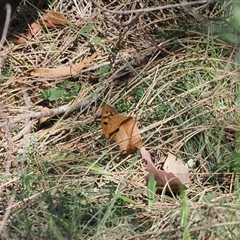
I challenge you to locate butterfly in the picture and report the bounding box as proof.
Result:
[101,104,142,153]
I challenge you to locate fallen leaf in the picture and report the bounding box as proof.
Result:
[140,147,184,193]
[163,152,191,188]
[17,11,69,45]
[17,22,42,44]
[29,51,99,77]
[40,11,69,28]
[101,104,142,153]
[115,117,142,153]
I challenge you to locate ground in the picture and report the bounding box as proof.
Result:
[0,0,240,239]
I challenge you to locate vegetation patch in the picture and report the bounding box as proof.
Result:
[0,0,240,239]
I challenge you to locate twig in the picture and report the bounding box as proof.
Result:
[0,189,17,234]
[0,105,68,128]
[102,11,141,27]
[0,3,11,47]
[80,61,112,73]
[3,124,13,174]
[11,120,36,142]
[10,90,34,142]
[0,84,107,129]
[0,102,14,174]
[44,130,67,145]
[91,0,215,14]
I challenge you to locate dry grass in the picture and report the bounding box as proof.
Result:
[1,0,240,239]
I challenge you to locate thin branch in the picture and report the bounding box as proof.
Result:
[9,90,34,141]
[0,189,17,234]
[0,3,11,47]
[0,104,69,128]
[0,102,14,174]
[91,0,215,14]
[0,84,107,129]
[11,120,36,142]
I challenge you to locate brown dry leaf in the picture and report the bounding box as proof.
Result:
[17,22,42,44]
[29,51,99,77]
[17,11,69,45]
[101,104,142,153]
[115,117,142,154]
[140,147,183,193]
[163,151,191,188]
[40,11,69,28]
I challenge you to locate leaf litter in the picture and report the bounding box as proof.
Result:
[101,104,190,192]
[0,0,238,238]
[17,10,69,44]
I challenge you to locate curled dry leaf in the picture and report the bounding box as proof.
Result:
[140,147,186,193]
[40,11,69,28]
[115,117,143,154]
[29,51,99,78]
[17,11,69,44]
[101,104,142,154]
[17,22,42,44]
[163,151,191,188]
